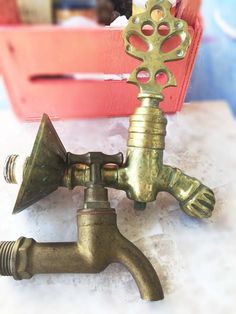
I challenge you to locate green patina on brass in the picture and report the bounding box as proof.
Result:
[0,0,215,302]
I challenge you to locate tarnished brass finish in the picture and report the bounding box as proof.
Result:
[66,101,215,218]
[1,0,216,301]
[116,99,215,218]
[13,114,67,214]
[123,0,191,99]
[1,150,164,301]
[0,210,163,301]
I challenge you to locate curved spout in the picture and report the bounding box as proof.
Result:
[0,210,164,301]
[113,234,164,301]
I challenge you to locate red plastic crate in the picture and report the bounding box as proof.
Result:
[0,0,202,121]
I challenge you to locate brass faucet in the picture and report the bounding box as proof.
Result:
[1,151,163,301]
[0,0,215,301]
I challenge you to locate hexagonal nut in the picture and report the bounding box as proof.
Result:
[15,237,35,280]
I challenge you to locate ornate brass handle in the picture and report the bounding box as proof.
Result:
[123,0,191,99]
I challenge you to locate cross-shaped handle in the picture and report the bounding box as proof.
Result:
[67,152,123,185]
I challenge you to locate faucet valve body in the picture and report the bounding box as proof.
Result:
[128,105,167,150]
[121,104,167,203]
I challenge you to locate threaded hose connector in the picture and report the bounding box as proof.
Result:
[3,155,29,184]
[4,155,18,184]
[0,241,16,276]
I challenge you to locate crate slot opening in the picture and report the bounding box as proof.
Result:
[30,73,131,82]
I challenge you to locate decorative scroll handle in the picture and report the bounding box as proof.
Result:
[123,0,191,100]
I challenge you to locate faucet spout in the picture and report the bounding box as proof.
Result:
[114,235,164,301]
[0,209,164,301]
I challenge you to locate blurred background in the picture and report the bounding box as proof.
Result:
[0,0,235,115]
[186,0,236,115]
